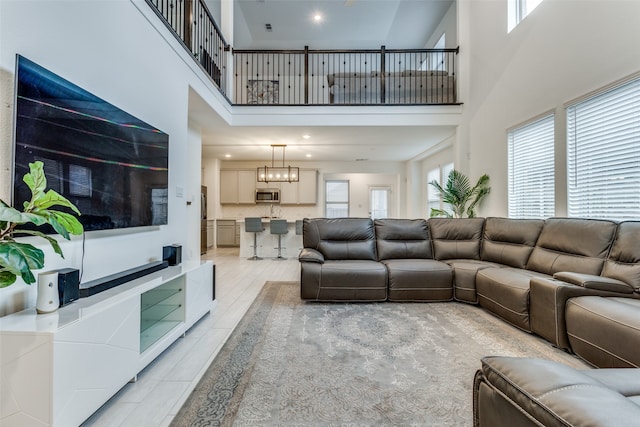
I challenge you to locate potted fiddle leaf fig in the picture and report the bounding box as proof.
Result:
[429,169,490,218]
[0,161,84,288]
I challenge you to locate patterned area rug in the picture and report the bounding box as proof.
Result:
[171,281,588,427]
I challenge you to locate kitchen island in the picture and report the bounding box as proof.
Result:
[238,219,303,259]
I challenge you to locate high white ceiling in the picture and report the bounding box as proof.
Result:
[233,0,453,50]
[196,0,456,163]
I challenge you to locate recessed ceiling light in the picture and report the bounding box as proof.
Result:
[313,14,322,22]
[224,154,231,158]
[302,134,311,139]
[306,154,312,158]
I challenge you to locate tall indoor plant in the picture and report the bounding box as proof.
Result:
[429,169,490,218]
[0,161,83,288]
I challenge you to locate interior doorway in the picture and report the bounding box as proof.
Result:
[369,186,391,219]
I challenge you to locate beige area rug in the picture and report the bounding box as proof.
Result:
[171,281,588,426]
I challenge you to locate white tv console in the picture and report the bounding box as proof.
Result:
[0,260,214,427]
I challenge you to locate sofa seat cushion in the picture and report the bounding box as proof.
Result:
[474,356,640,427]
[566,296,640,368]
[300,260,387,301]
[476,267,549,331]
[382,259,452,301]
[445,260,503,304]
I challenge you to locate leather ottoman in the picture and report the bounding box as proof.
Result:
[566,296,640,368]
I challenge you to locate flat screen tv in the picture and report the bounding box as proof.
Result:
[13,55,169,232]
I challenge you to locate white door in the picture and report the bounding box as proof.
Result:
[369,186,391,219]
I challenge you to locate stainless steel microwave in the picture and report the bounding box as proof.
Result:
[255,188,280,203]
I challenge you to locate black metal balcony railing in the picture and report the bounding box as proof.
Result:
[233,46,458,106]
[146,0,229,95]
[146,2,459,106]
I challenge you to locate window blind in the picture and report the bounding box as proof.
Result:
[567,77,640,220]
[508,114,555,219]
[427,168,440,214]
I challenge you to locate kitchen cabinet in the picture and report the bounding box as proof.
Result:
[280,169,318,205]
[220,170,256,204]
[206,220,214,248]
[217,219,239,247]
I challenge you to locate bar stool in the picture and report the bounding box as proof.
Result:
[270,219,288,260]
[245,217,264,260]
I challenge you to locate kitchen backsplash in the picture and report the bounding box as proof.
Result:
[220,204,322,220]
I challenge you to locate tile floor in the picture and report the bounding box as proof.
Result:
[82,247,300,426]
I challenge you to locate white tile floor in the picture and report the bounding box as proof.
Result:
[82,247,300,427]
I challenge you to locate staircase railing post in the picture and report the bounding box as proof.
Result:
[380,45,386,104]
[184,0,193,53]
[304,46,309,105]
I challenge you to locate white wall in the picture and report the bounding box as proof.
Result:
[425,1,457,48]
[0,0,226,315]
[457,0,640,217]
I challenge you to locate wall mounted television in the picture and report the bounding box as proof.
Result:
[12,55,169,232]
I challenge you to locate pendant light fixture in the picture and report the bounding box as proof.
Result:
[257,144,299,183]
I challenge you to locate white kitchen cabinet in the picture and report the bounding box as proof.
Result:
[280,169,317,205]
[206,220,214,248]
[217,219,238,247]
[219,170,256,204]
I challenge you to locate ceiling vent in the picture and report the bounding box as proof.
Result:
[265,23,273,32]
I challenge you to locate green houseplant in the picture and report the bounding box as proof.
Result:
[0,161,83,288]
[429,169,490,218]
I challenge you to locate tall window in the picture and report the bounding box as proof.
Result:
[325,180,349,218]
[508,114,555,219]
[567,77,640,221]
[427,162,454,216]
[508,0,544,32]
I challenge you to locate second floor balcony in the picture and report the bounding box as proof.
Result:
[146,0,460,107]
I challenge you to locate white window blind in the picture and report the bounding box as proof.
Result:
[427,162,455,216]
[325,180,349,218]
[567,77,640,221]
[427,168,440,214]
[508,114,555,219]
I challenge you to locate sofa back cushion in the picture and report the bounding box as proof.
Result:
[374,219,433,260]
[602,221,640,290]
[429,218,485,260]
[526,218,617,276]
[303,218,377,261]
[481,217,544,268]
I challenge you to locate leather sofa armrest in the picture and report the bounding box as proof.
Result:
[530,277,636,350]
[553,272,634,294]
[474,356,640,427]
[299,248,325,264]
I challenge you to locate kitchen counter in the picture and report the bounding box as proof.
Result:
[239,219,302,258]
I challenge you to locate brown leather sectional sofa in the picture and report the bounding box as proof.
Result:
[299,216,640,425]
[299,217,640,369]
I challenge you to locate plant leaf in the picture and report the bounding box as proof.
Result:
[430,208,453,218]
[0,270,17,288]
[15,229,64,257]
[0,242,44,284]
[23,161,47,202]
[35,190,82,215]
[0,200,32,224]
[49,211,83,236]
